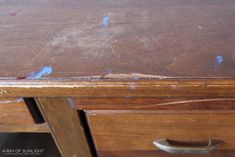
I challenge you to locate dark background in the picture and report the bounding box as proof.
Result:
[0,133,61,157]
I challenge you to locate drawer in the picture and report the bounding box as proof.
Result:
[86,110,235,157]
[0,98,35,124]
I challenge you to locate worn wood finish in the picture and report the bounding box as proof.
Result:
[0,79,235,98]
[87,111,235,152]
[98,150,235,157]
[0,98,34,124]
[0,0,235,79]
[36,97,92,157]
[77,97,235,110]
[0,123,49,133]
[1,1,235,157]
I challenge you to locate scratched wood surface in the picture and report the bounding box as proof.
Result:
[1,0,235,79]
[76,97,235,110]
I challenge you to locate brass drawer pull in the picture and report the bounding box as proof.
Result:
[153,139,223,154]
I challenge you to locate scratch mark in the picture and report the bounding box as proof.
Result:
[134,98,235,109]
[0,98,23,104]
[28,65,53,79]
[184,117,196,123]
[50,21,124,59]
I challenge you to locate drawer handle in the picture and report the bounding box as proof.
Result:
[153,139,223,154]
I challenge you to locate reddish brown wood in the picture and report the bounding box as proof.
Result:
[76,97,235,110]
[36,97,92,157]
[0,79,235,98]
[86,110,235,153]
[0,0,235,79]
[1,1,235,157]
[0,98,34,124]
[0,123,50,133]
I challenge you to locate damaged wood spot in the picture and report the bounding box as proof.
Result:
[100,73,170,80]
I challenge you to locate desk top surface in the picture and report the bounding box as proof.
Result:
[1,0,235,80]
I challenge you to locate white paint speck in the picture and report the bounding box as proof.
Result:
[1,25,12,28]
[130,83,136,90]
[170,85,177,89]
[198,25,203,29]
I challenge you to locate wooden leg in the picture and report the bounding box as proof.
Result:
[36,97,92,157]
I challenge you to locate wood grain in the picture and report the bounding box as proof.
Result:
[0,0,235,78]
[36,97,92,157]
[0,123,49,133]
[1,1,235,157]
[0,79,235,98]
[0,98,34,124]
[87,111,235,152]
[76,97,235,110]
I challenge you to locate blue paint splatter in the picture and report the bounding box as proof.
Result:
[133,76,139,80]
[28,65,53,79]
[68,98,76,108]
[216,56,224,65]
[103,16,110,27]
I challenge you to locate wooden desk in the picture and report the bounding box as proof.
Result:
[1,0,235,156]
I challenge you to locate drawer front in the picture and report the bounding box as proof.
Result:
[0,98,34,124]
[87,110,235,157]
[96,150,235,157]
